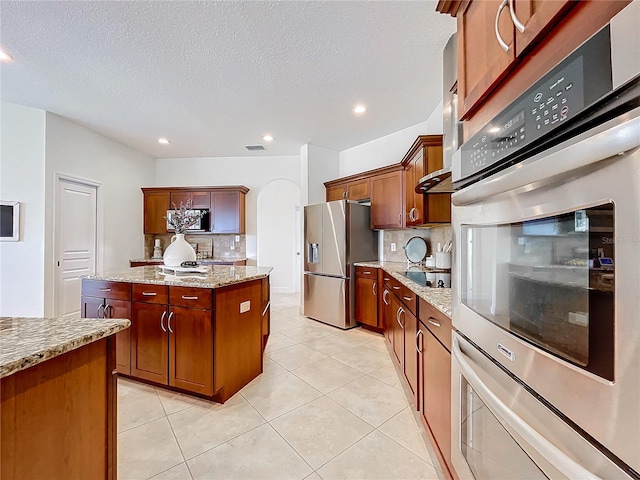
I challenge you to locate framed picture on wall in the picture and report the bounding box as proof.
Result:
[0,201,20,241]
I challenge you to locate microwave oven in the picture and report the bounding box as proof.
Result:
[166,209,209,232]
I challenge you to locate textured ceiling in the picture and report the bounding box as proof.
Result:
[1,1,455,158]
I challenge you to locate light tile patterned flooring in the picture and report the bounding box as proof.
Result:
[118,293,444,480]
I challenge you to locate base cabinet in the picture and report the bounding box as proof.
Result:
[131,302,170,385]
[355,266,378,327]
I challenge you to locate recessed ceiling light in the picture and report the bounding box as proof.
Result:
[353,104,367,114]
[262,135,274,142]
[158,138,171,145]
[0,49,13,63]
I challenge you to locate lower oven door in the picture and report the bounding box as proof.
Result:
[451,332,633,480]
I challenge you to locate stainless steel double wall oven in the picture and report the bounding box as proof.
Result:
[451,2,640,478]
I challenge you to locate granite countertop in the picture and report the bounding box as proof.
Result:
[85,265,272,289]
[355,261,452,317]
[130,258,247,264]
[0,316,130,379]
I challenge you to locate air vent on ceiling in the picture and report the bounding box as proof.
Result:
[245,144,266,151]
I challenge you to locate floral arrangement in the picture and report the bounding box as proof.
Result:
[165,200,206,234]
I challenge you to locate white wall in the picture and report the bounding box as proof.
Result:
[305,143,340,205]
[0,103,47,316]
[155,155,300,266]
[339,100,444,176]
[44,113,155,315]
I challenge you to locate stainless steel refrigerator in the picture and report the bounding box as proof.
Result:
[303,200,378,329]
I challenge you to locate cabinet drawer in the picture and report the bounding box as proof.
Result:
[132,284,169,304]
[82,280,131,301]
[355,266,377,278]
[398,285,417,317]
[169,286,212,309]
[419,297,452,352]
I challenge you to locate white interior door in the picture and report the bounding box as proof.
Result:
[55,178,97,318]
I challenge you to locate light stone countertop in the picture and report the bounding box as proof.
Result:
[85,265,272,289]
[355,261,452,317]
[0,316,130,379]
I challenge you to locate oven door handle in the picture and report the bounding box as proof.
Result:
[452,336,599,480]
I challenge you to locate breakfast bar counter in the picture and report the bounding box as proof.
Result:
[1,316,129,480]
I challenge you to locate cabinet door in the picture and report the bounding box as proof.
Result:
[169,306,214,396]
[211,192,243,233]
[347,179,370,201]
[458,0,516,118]
[371,171,404,229]
[131,302,168,384]
[105,299,132,376]
[382,286,392,344]
[191,191,211,209]
[144,191,170,234]
[326,185,346,202]
[170,191,192,208]
[81,296,104,320]
[422,326,453,477]
[402,307,418,397]
[391,295,404,366]
[405,152,425,227]
[355,276,377,327]
[513,0,574,57]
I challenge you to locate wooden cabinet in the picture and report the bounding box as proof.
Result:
[170,191,211,209]
[401,135,450,226]
[355,266,378,327]
[401,304,418,397]
[370,170,404,229]
[144,191,170,234]
[130,285,214,396]
[261,277,271,351]
[211,191,246,233]
[417,297,455,479]
[381,273,393,345]
[325,178,370,202]
[142,186,248,235]
[82,280,132,375]
[438,0,627,137]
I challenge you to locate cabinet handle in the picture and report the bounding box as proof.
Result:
[104,304,111,318]
[495,0,510,52]
[398,212,402,223]
[428,318,441,328]
[181,295,199,300]
[97,303,104,318]
[160,311,167,332]
[416,330,423,354]
[383,277,390,281]
[397,307,405,329]
[392,286,401,290]
[409,207,416,222]
[262,301,271,317]
[363,271,371,275]
[142,292,157,296]
[508,0,526,33]
[403,296,412,302]
[373,282,377,296]
[167,312,174,333]
[98,288,111,292]
[383,290,389,305]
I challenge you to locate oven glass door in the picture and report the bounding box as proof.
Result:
[460,377,548,480]
[460,203,614,380]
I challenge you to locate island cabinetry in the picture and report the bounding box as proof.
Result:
[82,280,132,375]
[261,277,270,351]
[417,297,455,479]
[214,279,263,402]
[130,284,214,396]
[355,266,378,327]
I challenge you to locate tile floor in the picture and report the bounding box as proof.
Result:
[118,293,445,480]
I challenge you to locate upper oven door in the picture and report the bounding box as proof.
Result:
[451,106,640,474]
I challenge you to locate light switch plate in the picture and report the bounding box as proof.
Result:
[391,243,396,252]
[235,235,240,242]
[240,301,250,313]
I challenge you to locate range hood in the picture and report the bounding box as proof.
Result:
[417,32,457,195]
[415,168,453,193]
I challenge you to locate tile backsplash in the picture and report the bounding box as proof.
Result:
[144,234,246,259]
[382,225,453,263]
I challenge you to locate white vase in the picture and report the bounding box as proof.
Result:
[163,234,196,266]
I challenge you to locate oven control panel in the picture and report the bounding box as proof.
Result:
[458,27,612,187]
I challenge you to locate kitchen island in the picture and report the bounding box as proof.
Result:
[82,265,272,403]
[1,316,130,480]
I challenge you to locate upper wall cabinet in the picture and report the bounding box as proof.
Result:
[325,178,371,202]
[438,0,628,137]
[142,186,248,235]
